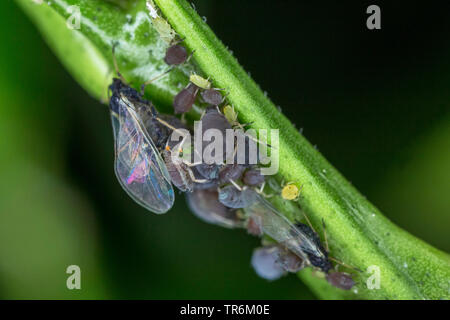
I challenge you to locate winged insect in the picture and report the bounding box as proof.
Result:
[108,78,175,214]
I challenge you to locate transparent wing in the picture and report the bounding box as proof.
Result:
[110,97,174,214]
[244,194,325,263]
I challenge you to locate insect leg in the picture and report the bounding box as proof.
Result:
[253,182,273,198]
[322,220,361,272]
[229,179,244,191]
[328,257,362,273]
[322,219,329,253]
[186,169,209,184]
[185,49,195,64]
[301,211,316,233]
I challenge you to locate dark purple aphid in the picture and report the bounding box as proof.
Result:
[251,246,285,281]
[233,132,260,167]
[173,83,199,114]
[186,189,243,228]
[190,166,219,190]
[243,168,265,186]
[276,249,305,273]
[195,107,233,178]
[218,185,257,209]
[164,44,188,65]
[199,106,232,155]
[200,106,232,158]
[219,164,245,185]
[326,272,355,290]
[201,89,223,105]
[246,215,263,236]
[195,163,221,180]
[201,106,231,132]
[162,148,195,192]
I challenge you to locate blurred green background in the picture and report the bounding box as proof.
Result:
[0,0,448,299]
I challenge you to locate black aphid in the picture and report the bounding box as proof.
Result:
[294,222,332,273]
[173,83,199,114]
[164,44,188,65]
[109,78,143,114]
[293,221,357,289]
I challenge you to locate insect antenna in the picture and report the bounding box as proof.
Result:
[321,219,362,273]
[147,105,180,132]
[172,36,186,45]
[322,219,329,253]
[107,86,112,101]
[112,43,127,84]
[186,168,209,184]
[254,182,273,198]
[140,67,174,95]
[329,257,362,273]
[300,210,316,233]
[243,129,273,149]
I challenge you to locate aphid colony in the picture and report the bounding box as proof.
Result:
[107,3,356,291]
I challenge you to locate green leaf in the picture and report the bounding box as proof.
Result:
[16,0,450,299]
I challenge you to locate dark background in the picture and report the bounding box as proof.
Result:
[0,0,448,299]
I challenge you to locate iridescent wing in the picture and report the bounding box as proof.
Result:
[110,94,174,214]
[244,194,326,264]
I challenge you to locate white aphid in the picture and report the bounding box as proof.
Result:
[251,246,285,281]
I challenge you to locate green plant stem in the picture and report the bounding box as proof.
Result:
[16,0,450,299]
[154,0,450,300]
